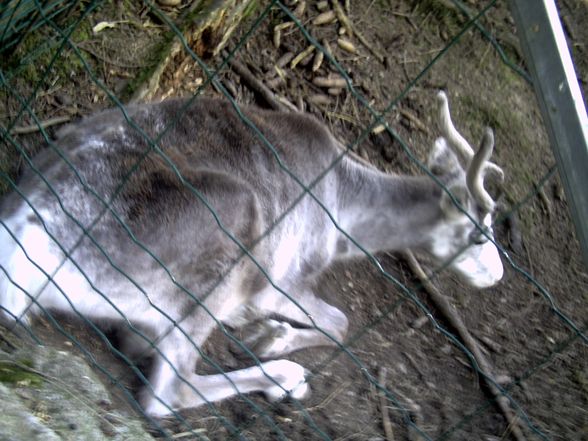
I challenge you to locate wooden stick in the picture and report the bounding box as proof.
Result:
[10,115,71,135]
[225,55,285,111]
[401,250,527,441]
[378,367,395,441]
[398,108,430,135]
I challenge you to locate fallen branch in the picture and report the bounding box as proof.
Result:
[401,250,527,441]
[398,108,430,135]
[378,367,395,441]
[535,183,552,218]
[224,54,285,111]
[504,212,523,254]
[10,115,71,135]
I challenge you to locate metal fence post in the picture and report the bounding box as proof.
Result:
[508,0,588,267]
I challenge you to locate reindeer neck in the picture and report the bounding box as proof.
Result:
[335,159,444,258]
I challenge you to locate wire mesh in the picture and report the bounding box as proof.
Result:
[0,0,586,440]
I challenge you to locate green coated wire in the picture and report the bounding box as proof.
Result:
[0,96,280,440]
[272,3,562,438]
[2,0,556,436]
[1,1,374,434]
[437,321,588,440]
[277,1,582,438]
[156,2,544,436]
[280,0,586,342]
[1,14,281,439]
[1,0,103,134]
[2,3,324,437]
[1,34,306,441]
[0,219,177,438]
[449,0,532,84]
[0,1,77,53]
[1,0,584,439]
[0,173,215,439]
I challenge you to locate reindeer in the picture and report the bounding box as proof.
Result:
[0,91,504,416]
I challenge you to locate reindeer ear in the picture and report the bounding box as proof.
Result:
[440,184,470,218]
[428,137,462,176]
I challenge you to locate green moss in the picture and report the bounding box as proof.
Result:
[0,361,43,387]
[183,0,217,24]
[4,24,87,86]
[70,19,92,43]
[2,32,52,84]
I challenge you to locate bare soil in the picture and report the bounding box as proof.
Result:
[1,0,587,440]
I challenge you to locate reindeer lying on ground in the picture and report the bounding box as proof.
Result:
[0,91,504,416]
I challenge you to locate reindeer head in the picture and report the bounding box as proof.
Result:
[425,91,504,288]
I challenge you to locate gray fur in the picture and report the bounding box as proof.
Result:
[0,96,503,415]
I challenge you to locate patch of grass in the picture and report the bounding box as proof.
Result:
[459,94,507,132]
[242,0,258,19]
[413,0,465,33]
[2,32,54,84]
[70,17,92,43]
[3,21,90,87]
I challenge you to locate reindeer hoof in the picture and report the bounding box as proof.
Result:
[234,319,293,359]
[144,399,173,418]
[262,359,310,402]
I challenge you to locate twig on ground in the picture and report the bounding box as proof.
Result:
[331,0,385,63]
[10,115,71,135]
[378,367,395,441]
[301,380,351,412]
[401,250,527,441]
[224,54,286,111]
[276,96,299,112]
[535,184,552,218]
[504,212,523,254]
[522,240,534,276]
[398,108,430,135]
[402,351,426,380]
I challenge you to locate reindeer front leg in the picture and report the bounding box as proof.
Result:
[227,282,349,360]
[141,315,309,417]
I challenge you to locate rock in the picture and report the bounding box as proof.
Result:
[0,344,154,441]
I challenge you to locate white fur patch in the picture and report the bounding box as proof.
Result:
[428,213,503,288]
[272,229,304,280]
[451,239,503,288]
[0,207,60,320]
[262,359,309,402]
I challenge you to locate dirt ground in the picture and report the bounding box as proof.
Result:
[1,0,587,440]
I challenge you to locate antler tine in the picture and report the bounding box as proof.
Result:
[466,127,496,213]
[437,90,505,188]
[485,157,505,183]
[436,90,475,164]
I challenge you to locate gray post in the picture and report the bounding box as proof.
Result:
[508,0,588,267]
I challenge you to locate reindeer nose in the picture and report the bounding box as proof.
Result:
[451,238,504,288]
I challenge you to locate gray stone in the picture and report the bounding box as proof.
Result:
[0,344,154,441]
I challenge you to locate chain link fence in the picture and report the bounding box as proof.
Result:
[1,0,587,440]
